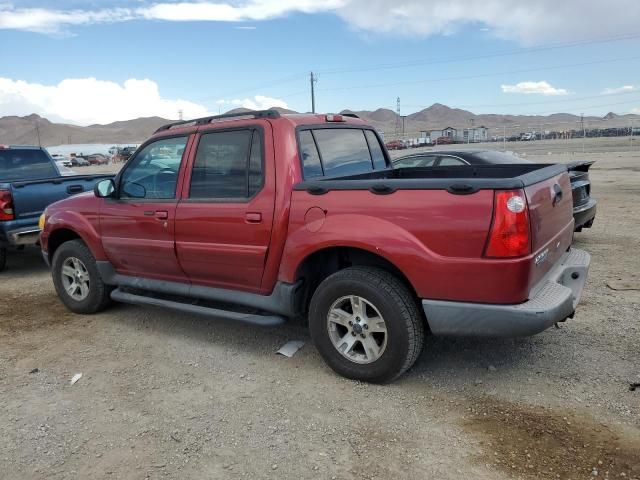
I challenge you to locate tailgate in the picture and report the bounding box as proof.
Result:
[10,176,108,220]
[524,170,574,277]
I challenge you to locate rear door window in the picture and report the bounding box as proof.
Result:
[189,129,263,199]
[438,156,467,166]
[394,155,437,168]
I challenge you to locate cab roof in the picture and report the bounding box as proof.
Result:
[152,109,366,138]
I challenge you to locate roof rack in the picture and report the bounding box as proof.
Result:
[154,109,281,133]
[341,113,360,119]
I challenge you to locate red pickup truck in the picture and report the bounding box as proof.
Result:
[40,110,590,382]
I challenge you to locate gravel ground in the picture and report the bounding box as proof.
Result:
[1,139,639,479]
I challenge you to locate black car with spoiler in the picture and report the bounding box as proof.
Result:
[393,150,596,232]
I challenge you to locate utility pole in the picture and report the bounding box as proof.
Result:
[310,72,317,113]
[395,97,401,139]
[581,113,586,154]
[401,115,406,138]
[503,125,506,151]
[34,119,41,147]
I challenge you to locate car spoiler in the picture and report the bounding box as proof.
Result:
[566,160,595,172]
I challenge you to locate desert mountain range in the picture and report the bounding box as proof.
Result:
[1,104,638,146]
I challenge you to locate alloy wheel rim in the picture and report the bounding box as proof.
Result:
[327,295,388,364]
[61,257,90,301]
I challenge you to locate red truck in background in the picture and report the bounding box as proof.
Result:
[39,110,590,383]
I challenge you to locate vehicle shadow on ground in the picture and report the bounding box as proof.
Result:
[106,300,547,383]
[105,301,312,351]
[408,335,542,379]
[1,247,49,279]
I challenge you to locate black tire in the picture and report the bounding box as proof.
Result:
[309,266,425,383]
[0,247,6,272]
[51,239,112,314]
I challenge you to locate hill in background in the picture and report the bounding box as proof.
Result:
[2,104,638,146]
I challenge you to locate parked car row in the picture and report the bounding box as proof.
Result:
[33,111,591,383]
[48,152,114,167]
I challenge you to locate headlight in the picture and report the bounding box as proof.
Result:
[38,213,46,230]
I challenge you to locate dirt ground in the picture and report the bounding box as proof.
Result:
[1,137,639,479]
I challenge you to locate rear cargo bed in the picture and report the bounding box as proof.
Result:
[294,164,569,194]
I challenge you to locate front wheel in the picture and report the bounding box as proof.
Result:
[309,267,425,383]
[51,240,112,314]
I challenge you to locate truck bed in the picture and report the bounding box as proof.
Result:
[294,163,568,192]
[288,162,574,305]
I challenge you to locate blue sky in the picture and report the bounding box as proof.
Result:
[1,1,640,124]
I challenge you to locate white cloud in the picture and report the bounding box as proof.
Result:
[334,0,640,44]
[0,1,343,35]
[1,1,639,44]
[217,95,289,111]
[601,85,638,95]
[0,77,211,125]
[501,81,570,96]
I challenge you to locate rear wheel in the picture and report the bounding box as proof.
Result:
[0,247,6,272]
[309,266,425,383]
[51,240,112,314]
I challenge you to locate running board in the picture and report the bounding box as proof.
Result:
[110,289,286,327]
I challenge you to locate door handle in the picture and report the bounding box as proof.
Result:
[245,212,262,223]
[155,210,169,220]
[66,184,84,195]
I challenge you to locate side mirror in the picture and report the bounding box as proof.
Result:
[94,178,115,198]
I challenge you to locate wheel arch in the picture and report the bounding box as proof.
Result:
[44,209,107,264]
[292,246,422,319]
[47,228,83,262]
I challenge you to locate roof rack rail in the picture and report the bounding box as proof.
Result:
[154,109,281,133]
[341,113,360,119]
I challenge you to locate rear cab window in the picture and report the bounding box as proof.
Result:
[0,149,58,181]
[298,128,388,179]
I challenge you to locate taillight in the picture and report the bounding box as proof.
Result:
[484,189,530,258]
[0,189,15,221]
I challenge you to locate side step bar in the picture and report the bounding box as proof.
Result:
[110,289,286,327]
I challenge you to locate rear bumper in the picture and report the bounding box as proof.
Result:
[573,198,597,229]
[422,248,591,337]
[0,225,41,247]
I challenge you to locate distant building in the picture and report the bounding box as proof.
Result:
[430,126,489,143]
[462,126,489,142]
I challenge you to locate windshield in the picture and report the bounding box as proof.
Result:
[0,149,58,181]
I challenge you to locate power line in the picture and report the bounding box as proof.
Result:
[194,72,307,102]
[402,88,640,110]
[315,33,640,76]
[316,55,640,93]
